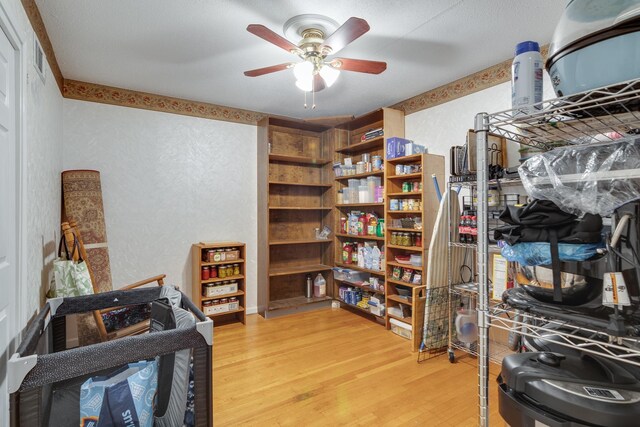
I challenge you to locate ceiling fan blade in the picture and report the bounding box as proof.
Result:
[247,24,300,54]
[330,58,387,74]
[313,74,326,92]
[244,63,292,77]
[322,17,370,54]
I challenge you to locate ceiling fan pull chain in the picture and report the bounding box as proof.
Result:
[303,90,308,109]
[312,79,316,109]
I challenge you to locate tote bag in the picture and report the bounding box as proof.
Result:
[48,233,94,298]
[80,360,158,427]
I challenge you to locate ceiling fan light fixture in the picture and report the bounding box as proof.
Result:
[293,61,314,81]
[319,65,340,87]
[295,78,313,92]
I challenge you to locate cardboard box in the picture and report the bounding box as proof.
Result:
[203,301,240,316]
[386,137,413,159]
[223,250,240,261]
[203,282,238,298]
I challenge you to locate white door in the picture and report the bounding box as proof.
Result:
[0,24,17,422]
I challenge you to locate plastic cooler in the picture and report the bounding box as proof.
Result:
[9,286,213,427]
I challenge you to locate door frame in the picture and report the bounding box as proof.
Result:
[0,1,27,345]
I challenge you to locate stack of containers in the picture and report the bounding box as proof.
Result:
[345,179,359,204]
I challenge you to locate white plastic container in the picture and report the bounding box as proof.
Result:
[511,41,543,115]
[314,273,327,298]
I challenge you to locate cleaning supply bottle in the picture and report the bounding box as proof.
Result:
[376,218,385,237]
[367,214,377,236]
[343,242,352,264]
[314,273,326,298]
[511,41,543,115]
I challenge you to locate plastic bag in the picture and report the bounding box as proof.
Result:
[518,136,640,216]
[499,241,604,266]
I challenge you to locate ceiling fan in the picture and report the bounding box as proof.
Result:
[244,15,386,93]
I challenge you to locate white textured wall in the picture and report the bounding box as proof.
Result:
[3,0,64,327]
[62,100,258,312]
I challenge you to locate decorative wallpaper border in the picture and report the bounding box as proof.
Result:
[21,0,64,92]
[26,0,547,124]
[64,80,266,125]
[393,45,549,115]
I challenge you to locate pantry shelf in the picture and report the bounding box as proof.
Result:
[339,299,384,318]
[387,313,412,325]
[268,264,333,277]
[387,244,423,252]
[269,206,333,211]
[387,172,422,180]
[202,290,245,301]
[268,153,331,165]
[386,278,422,288]
[334,170,384,181]
[269,239,332,245]
[201,258,245,266]
[386,191,422,197]
[336,203,385,208]
[207,306,245,318]
[335,136,383,154]
[335,233,385,241]
[387,210,423,215]
[335,278,385,295]
[334,262,386,276]
[268,295,332,311]
[387,261,423,271]
[201,275,244,284]
[387,294,413,304]
[387,153,424,163]
[268,181,333,188]
[387,227,422,232]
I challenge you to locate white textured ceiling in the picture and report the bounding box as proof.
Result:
[36,0,567,119]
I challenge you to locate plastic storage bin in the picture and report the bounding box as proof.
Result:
[389,318,412,340]
[9,287,213,427]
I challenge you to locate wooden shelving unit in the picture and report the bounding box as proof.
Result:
[333,108,405,323]
[384,153,444,351]
[258,117,335,317]
[191,242,246,325]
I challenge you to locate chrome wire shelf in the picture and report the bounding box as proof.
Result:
[486,78,640,150]
[489,305,640,367]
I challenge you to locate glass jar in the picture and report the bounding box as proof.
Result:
[390,232,398,246]
[233,264,240,276]
[219,266,227,279]
[401,233,410,247]
[201,266,210,280]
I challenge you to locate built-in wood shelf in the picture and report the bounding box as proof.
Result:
[269,206,333,211]
[269,239,332,245]
[207,306,245,317]
[201,259,245,266]
[387,153,423,163]
[335,136,383,154]
[387,210,423,215]
[339,299,384,318]
[387,313,412,324]
[387,227,422,233]
[387,244,424,252]
[386,278,422,287]
[387,191,422,197]
[335,170,384,181]
[336,203,384,208]
[387,172,422,180]
[269,181,333,188]
[387,294,413,304]
[387,261,423,271]
[335,233,385,241]
[202,290,245,301]
[201,275,244,284]
[335,278,385,295]
[269,153,331,165]
[268,264,333,277]
[334,262,385,276]
[268,295,332,311]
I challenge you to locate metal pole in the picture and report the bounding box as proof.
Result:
[475,112,490,427]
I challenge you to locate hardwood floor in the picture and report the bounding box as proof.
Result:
[213,307,501,426]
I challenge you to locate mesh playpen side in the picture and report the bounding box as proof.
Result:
[8,287,213,427]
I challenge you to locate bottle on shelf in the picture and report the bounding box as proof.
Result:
[306,274,313,298]
[314,274,327,298]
